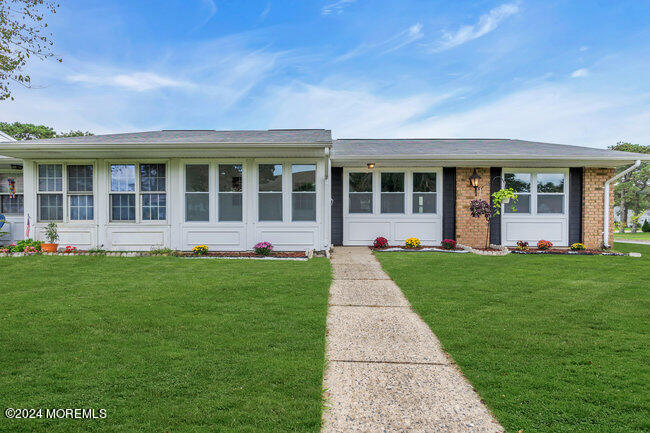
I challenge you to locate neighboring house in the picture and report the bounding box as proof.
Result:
[0,129,647,251]
[614,207,650,226]
[0,131,24,244]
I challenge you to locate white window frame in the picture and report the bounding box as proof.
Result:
[106,160,169,225]
[0,170,24,216]
[255,159,321,225]
[343,167,442,218]
[380,172,406,215]
[184,163,211,223]
[218,163,245,222]
[348,171,374,214]
[182,160,247,224]
[35,161,97,223]
[412,171,438,215]
[67,164,95,221]
[291,163,317,222]
[501,168,569,216]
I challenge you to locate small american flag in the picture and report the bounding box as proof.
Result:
[25,214,30,238]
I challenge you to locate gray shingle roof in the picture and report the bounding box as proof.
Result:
[6,129,332,145]
[332,139,650,160]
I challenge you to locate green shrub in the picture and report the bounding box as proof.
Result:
[11,239,42,252]
[643,220,650,233]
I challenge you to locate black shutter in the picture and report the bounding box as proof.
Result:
[331,167,344,246]
[569,167,583,244]
[489,167,502,245]
[442,167,456,240]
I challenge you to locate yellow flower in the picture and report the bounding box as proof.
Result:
[405,237,421,249]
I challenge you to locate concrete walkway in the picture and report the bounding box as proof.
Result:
[322,247,504,433]
[614,238,650,245]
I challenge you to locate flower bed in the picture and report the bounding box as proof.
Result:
[180,251,306,258]
[371,245,467,253]
[0,249,309,259]
[509,248,627,256]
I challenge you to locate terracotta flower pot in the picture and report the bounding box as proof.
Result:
[41,243,58,253]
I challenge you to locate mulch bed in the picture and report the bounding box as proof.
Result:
[509,248,625,256]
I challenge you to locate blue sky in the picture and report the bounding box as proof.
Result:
[2,0,650,148]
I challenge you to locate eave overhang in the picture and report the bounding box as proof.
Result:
[0,141,332,159]
[331,154,650,168]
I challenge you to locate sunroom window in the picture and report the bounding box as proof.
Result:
[185,164,209,222]
[380,172,404,214]
[292,164,316,221]
[259,164,283,221]
[68,165,94,220]
[38,164,63,221]
[140,164,166,221]
[349,172,372,213]
[413,172,437,214]
[537,173,565,214]
[110,164,136,221]
[504,173,531,214]
[0,173,24,215]
[219,164,243,222]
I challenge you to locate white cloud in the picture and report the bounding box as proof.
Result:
[336,22,423,61]
[260,2,271,21]
[260,82,453,137]
[571,68,588,78]
[198,0,218,24]
[68,72,193,91]
[396,85,650,147]
[257,80,650,147]
[321,0,356,15]
[433,3,520,52]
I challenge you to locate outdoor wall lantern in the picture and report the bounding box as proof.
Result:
[367,162,375,169]
[469,168,481,196]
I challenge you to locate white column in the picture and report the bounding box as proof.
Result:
[169,158,182,250]
[23,159,37,240]
[95,159,108,249]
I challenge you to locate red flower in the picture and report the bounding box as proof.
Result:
[373,237,389,249]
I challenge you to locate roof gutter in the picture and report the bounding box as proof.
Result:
[331,154,650,161]
[603,160,641,248]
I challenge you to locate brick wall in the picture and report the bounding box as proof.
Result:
[456,167,491,248]
[583,167,615,249]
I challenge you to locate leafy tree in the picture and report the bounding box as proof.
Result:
[0,121,55,139]
[0,0,61,100]
[608,142,650,232]
[0,122,94,140]
[57,130,94,138]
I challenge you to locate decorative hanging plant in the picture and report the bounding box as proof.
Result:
[491,188,518,214]
[469,199,492,249]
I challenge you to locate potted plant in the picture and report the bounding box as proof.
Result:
[41,222,59,253]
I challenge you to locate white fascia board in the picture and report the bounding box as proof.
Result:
[331,155,650,167]
[0,142,332,159]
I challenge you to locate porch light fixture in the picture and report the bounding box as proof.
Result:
[469,169,481,196]
[367,162,375,169]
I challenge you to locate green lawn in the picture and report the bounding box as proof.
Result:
[375,243,650,433]
[613,232,650,241]
[0,257,331,433]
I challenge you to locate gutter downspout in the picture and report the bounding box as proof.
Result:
[603,159,641,248]
[324,147,330,180]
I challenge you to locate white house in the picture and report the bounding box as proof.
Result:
[0,131,24,244]
[0,129,647,250]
